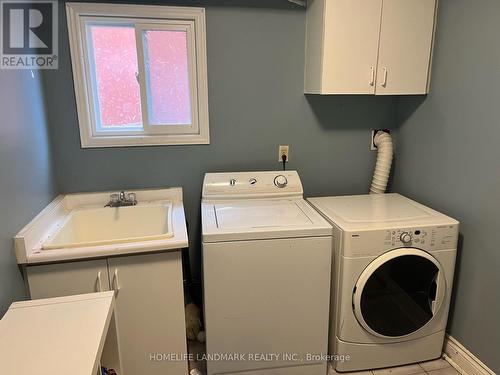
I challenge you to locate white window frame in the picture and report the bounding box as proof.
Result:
[66,3,210,148]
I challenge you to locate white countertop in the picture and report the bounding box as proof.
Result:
[0,292,117,375]
[14,187,189,264]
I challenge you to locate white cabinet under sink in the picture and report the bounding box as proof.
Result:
[26,259,110,298]
[26,252,188,375]
[305,0,437,95]
[16,188,189,375]
[108,253,187,375]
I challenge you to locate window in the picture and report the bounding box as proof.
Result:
[66,3,209,147]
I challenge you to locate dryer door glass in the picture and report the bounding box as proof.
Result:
[359,255,439,337]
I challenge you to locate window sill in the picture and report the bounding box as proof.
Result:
[80,133,210,148]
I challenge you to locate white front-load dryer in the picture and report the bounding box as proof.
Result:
[308,194,459,372]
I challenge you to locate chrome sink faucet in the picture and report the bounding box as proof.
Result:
[105,191,137,207]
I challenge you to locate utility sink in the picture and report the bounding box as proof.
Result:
[14,187,188,264]
[42,203,173,250]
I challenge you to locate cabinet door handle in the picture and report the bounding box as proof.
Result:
[96,271,103,292]
[369,66,375,86]
[112,269,120,293]
[380,67,388,87]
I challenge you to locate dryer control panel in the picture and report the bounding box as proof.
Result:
[384,226,457,248]
[202,171,303,200]
[344,224,459,257]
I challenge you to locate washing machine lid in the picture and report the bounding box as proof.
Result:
[308,193,458,231]
[215,200,311,229]
[202,199,332,242]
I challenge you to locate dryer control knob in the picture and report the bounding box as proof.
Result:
[274,175,288,188]
[400,232,412,243]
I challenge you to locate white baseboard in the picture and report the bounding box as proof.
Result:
[443,335,495,375]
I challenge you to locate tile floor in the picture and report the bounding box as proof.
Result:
[329,358,460,375]
[187,340,460,375]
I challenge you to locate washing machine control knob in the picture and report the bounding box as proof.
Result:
[274,175,288,188]
[400,232,412,243]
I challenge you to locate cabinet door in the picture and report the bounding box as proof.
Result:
[108,252,187,375]
[376,0,437,94]
[322,0,383,94]
[27,259,110,299]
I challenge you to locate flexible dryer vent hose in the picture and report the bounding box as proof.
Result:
[370,131,393,194]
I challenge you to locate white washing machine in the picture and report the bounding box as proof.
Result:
[202,171,333,375]
[307,194,459,372]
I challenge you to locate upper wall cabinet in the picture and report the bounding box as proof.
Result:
[305,0,437,95]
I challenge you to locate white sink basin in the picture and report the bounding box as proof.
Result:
[42,203,173,250]
[14,187,188,264]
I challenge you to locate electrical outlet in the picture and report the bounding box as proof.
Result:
[371,129,391,150]
[278,145,289,162]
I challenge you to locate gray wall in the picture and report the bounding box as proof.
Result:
[42,0,397,282]
[393,0,500,372]
[0,70,57,315]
